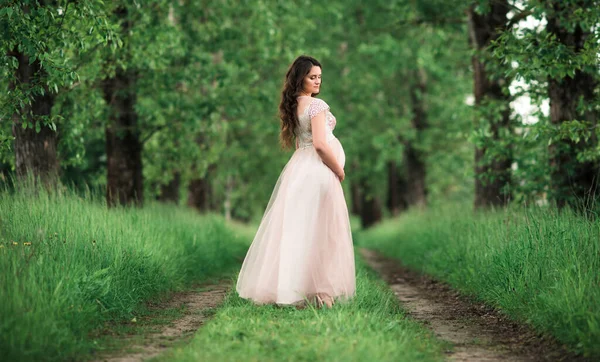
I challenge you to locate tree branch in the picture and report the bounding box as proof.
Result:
[50,0,71,41]
[72,42,104,72]
[141,125,166,144]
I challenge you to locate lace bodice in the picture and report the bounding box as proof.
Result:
[296,98,337,149]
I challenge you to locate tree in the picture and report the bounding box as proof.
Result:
[359,0,471,216]
[403,68,429,207]
[467,1,513,208]
[102,5,143,207]
[546,0,599,209]
[2,1,111,186]
[492,0,600,209]
[8,45,58,185]
[157,171,180,203]
[358,175,383,228]
[101,1,182,207]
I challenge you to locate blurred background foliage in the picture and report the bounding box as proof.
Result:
[1,0,599,223]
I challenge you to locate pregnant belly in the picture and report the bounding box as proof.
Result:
[329,137,346,169]
[291,137,346,178]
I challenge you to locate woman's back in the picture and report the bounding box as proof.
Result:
[295,96,337,150]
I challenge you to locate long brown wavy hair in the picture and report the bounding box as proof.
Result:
[279,55,322,149]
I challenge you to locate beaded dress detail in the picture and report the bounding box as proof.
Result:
[236,97,356,305]
[296,98,337,149]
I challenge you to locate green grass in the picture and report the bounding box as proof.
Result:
[358,204,600,357]
[0,188,247,362]
[155,258,447,362]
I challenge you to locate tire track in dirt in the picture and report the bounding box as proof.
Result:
[92,280,230,362]
[360,248,587,362]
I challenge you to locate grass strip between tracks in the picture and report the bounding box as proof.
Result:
[157,257,446,362]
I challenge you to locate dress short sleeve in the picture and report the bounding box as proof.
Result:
[308,98,330,120]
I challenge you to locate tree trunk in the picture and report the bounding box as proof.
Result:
[187,176,212,212]
[401,144,428,207]
[350,180,362,215]
[387,161,410,215]
[350,160,362,215]
[359,178,382,229]
[103,6,143,207]
[387,70,428,213]
[467,2,512,209]
[546,1,599,209]
[403,70,428,208]
[8,47,58,186]
[386,161,401,216]
[224,174,234,221]
[359,195,383,229]
[158,171,181,203]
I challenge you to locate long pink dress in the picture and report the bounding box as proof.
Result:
[236,97,356,305]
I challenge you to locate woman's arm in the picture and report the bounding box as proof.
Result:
[311,111,345,181]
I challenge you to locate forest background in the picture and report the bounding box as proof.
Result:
[2,0,598,221]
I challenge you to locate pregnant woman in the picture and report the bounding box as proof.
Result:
[236,55,356,309]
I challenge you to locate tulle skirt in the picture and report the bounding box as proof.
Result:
[236,137,356,305]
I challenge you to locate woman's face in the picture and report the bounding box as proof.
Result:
[302,65,321,95]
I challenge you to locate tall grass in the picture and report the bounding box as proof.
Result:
[0,188,246,362]
[156,259,447,362]
[358,204,600,357]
